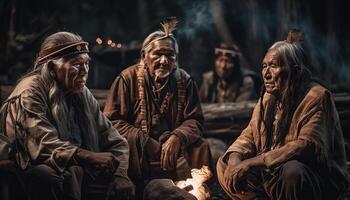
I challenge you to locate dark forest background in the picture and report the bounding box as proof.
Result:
[1,0,350,91]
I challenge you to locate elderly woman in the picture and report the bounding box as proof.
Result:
[217,40,350,200]
[0,32,134,200]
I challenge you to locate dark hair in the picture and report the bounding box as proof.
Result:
[214,53,240,69]
[259,41,312,149]
[214,43,241,70]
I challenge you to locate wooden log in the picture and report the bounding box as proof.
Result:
[202,101,256,121]
[334,93,350,108]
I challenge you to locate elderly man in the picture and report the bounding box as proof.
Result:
[103,18,211,196]
[0,32,134,200]
[199,43,260,103]
[217,40,350,199]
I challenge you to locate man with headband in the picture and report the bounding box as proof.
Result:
[104,18,212,197]
[199,43,261,170]
[0,31,134,200]
[199,43,260,103]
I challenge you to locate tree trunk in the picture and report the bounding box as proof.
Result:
[209,0,233,44]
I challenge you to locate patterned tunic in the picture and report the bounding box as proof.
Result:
[104,65,210,184]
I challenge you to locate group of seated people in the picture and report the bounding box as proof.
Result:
[0,18,349,200]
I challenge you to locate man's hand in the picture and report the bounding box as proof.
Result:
[224,152,245,193]
[160,134,181,170]
[75,148,119,172]
[224,154,265,193]
[106,175,135,200]
[227,159,252,192]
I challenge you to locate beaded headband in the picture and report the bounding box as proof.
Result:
[35,41,89,68]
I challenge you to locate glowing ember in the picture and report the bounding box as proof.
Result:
[176,165,212,200]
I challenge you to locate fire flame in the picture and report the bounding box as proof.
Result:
[175,165,212,200]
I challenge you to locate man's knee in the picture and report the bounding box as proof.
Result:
[190,139,210,153]
[280,160,307,185]
[66,165,84,179]
[272,160,323,200]
[216,157,226,183]
[25,164,64,186]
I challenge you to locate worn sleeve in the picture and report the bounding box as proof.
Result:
[103,75,148,147]
[220,101,261,162]
[223,120,256,162]
[171,78,204,147]
[86,89,129,177]
[20,89,78,173]
[262,92,331,168]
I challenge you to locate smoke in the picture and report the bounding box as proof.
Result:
[175,1,214,40]
[165,1,350,89]
[298,19,350,87]
[233,1,350,89]
[168,0,217,83]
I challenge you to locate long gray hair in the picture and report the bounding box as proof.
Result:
[259,40,312,149]
[22,32,98,151]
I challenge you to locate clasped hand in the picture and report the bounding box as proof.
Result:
[76,148,119,173]
[224,159,252,193]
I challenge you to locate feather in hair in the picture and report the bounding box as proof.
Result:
[161,17,178,36]
[286,28,304,44]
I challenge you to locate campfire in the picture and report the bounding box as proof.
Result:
[175,165,212,200]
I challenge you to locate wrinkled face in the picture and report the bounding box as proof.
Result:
[261,50,287,96]
[215,55,236,79]
[53,53,90,93]
[143,38,177,81]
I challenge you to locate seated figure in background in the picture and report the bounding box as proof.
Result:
[199,43,260,103]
